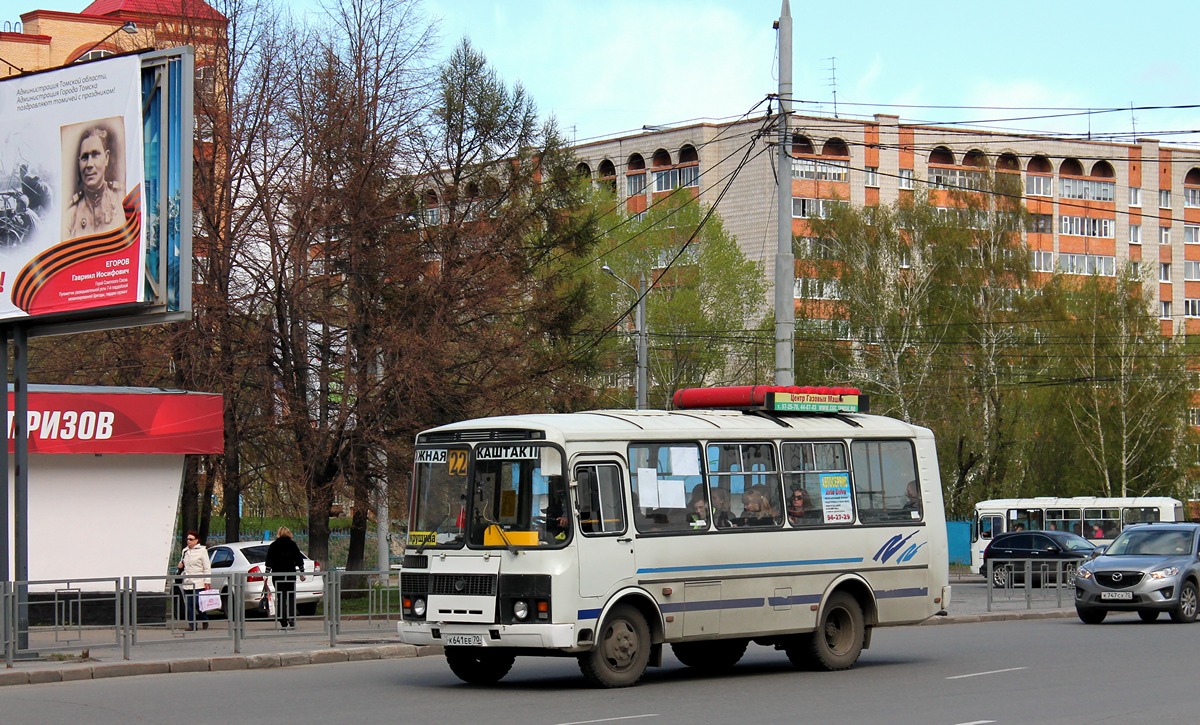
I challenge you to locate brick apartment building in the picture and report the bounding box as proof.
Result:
[573,115,1200,342]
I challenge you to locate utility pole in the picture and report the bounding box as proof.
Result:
[774,0,795,386]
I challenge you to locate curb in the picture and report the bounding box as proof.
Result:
[0,643,442,687]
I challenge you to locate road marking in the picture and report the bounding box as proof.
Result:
[947,666,1028,680]
[558,716,658,725]
[954,721,997,725]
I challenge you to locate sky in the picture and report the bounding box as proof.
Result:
[419,0,1200,147]
[53,0,1199,146]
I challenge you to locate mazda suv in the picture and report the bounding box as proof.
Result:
[1074,522,1200,624]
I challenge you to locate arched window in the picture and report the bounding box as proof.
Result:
[1090,160,1114,178]
[792,133,815,155]
[1060,158,1084,176]
[627,153,646,171]
[996,153,1020,172]
[821,138,849,157]
[1027,156,1053,174]
[598,159,617,194]
[679,144,699,164]
[1183,168,1200,208]
[576,162,592,178]
[929,146,954,165]
[651,149,672,168]
[1025,156,1053,197]
[627,153,647,196]
[962,149,989,168]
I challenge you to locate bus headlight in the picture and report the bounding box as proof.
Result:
[413,598,427,617]
[513,600,530,620]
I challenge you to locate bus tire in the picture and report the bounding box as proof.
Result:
[808,592,865,671]
[579,604,651,688]
[782,633,817,670]
[1076,607,1106,624]
[1169,581,1198,623]
[670,639,748,672]
[445,648,515,685]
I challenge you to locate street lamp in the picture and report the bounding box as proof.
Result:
[602,263,648,410]
[77,21,138,60]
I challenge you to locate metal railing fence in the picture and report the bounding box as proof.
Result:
[984,558,1078,611]
[4,569,400,667]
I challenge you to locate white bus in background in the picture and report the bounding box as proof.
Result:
[970,496,1184,573]
[397,385,951,687]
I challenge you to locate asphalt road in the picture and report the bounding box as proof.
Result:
[4,609,1197,725]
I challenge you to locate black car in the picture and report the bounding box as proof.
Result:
[981,530,1097,588]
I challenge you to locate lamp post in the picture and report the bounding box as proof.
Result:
[602,264,648,410]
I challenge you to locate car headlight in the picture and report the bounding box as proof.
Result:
[513,600,530,621]
[1076,568,1093,580]
[413,598,427,617]
[1149,566,1180,580]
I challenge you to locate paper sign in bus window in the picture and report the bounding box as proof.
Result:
[637,468,659,507]
[670,447,700,476]
[820,472,854,524]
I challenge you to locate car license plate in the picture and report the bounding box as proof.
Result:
[1100,591,1133,601]
[445,634,483,646]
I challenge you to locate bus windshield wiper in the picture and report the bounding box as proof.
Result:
[415,512,451,555]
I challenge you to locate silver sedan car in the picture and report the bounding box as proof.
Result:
[1074,523,1200,624]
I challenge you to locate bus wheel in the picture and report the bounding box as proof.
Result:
[808,592,865,671]
[782,633,816,670]
[670,639,748,673]
[445,648,515,685]
[579,604,651,688]
[1169,581,1198,623]
[1076,607,1106,624]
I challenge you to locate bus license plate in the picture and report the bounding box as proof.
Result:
[1100,591,1133,601]
[445,634,483,646]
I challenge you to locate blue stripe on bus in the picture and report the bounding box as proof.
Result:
[636,556,863,575]
[576,586,930,621]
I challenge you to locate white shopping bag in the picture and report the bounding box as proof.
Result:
[197,588,221,612]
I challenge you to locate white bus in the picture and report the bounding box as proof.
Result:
[398,386,951,687]
[970,496,1184,574]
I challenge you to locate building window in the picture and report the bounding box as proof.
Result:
[1060,178,1114,202]
[1160,263,1172,282]
[1185,261,1200,281]
[792,197,845,219]
[1160,189,1172,208]
[1030,250,1054,272]
[1129,224,1141,245]
[1129,187,1141,207]
[653,166,699,192]
[1060,254,1116,276]
[899,169,914,190]
[1190,408,1200,427]
[1130,261,1141,277]
[627,173,646,196]
[1025,175,1053,197]
[1028,214,1054,234]
[793,158,849,182]
[864,167,879,187]
[794,277,841,300]
[797,237,838,260]
[1186,299,1200,318]
[1161,301,1173,319]
[1059,216,1114,238]
[1186,187,1200,208]
[1161,227,1171,245]
[1185,225,1200,245]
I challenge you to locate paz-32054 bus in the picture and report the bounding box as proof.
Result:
[397,386,951,687]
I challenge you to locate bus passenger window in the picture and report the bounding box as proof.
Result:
[575,464,626,536]
[851,440,919,524]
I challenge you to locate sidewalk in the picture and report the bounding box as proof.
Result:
[1,575,1075,687]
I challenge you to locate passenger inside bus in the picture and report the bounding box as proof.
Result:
[710,487,735,528]
[738,486,778,526]
[687,488,710,528]
[787,487,819,525]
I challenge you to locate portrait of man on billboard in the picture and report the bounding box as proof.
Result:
[61,118,127,239]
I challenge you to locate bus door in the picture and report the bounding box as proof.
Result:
[974,514,1003,570]
[574,461,634,598]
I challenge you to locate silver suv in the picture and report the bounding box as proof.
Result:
[1074,522,1200,624]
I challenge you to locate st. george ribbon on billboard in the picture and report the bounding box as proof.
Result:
[0,47,193,336]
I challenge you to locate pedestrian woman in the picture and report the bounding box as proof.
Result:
[177,530,211,631]
[265,527,307,628]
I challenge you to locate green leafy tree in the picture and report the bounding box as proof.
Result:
[593,193,769,407]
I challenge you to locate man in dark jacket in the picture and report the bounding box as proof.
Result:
[265,527,306,628]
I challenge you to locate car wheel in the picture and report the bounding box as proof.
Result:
[990,564,1009,589]
[1076,607,1106,624]
[296,602,318,617]
[670,639,748,673]
[1138,610,1159,623]
[808,592,865,671]
[1169,581,1199,623]
[579,604,651,688]
[444,647,515,685]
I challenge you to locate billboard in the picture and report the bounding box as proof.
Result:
[0,48,193,335]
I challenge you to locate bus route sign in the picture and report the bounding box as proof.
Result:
[767,392,860,413]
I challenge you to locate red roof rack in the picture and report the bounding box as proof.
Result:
[672,385,866,413]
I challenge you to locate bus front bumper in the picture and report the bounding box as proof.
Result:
[398,621,577,649]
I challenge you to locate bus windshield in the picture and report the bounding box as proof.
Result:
[409,444,567,549]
